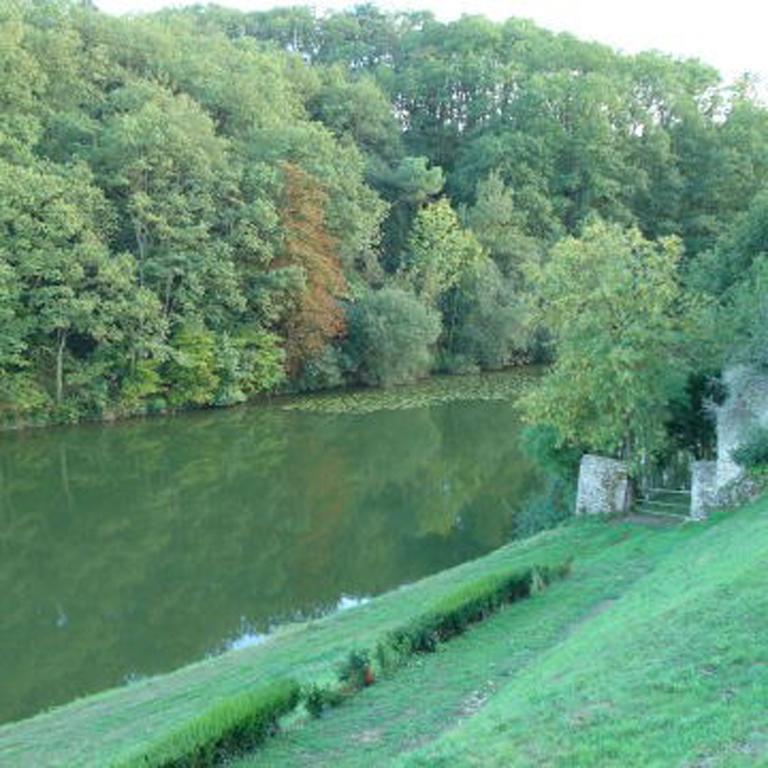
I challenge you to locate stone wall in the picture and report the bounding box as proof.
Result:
[575,454,631,516]
[691,460,718,520]
[716,366,768,490]
[688,365,768,519]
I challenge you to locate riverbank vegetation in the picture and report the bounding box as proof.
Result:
[244,494,768,768]
[2,2,767,465]
[2,492,766,765]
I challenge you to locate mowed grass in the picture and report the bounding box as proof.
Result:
[3,500,766,767]
[235,499,768,768]
[0,516,621,767]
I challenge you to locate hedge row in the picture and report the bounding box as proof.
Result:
[378,562,571,662]
[117,560,571,765]
[118,680,300,767]
[310,562,572,717]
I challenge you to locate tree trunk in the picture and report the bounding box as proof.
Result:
[134,220,148,287]
[55,329,67,405]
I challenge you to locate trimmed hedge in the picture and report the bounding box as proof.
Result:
[377,563,571,665]
[309,562,572,717]
[118,680,300,767]
[116,560,572,759]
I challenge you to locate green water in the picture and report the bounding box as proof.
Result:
[0,372,543,725]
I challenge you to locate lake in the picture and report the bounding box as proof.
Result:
[0,372,543,724]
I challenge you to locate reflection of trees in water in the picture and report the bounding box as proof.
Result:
[0,391,542,724]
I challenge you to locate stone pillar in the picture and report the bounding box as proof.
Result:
[716,366,768,491]
[575,454,632,516]
[690,460,718,520]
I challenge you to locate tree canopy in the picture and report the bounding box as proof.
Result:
[0,0,767,443]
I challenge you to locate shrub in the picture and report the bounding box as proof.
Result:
[120,680,300,767]
[303,683,345,718]
[345,287,441,387]
[514,476,575,539]
[375,563,571,672]
[732,426,768,469]
[337,649,372,691]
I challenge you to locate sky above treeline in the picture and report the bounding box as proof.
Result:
[96,0,767,97]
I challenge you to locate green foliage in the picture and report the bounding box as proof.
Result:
[119,680,300,767]
[0,5,384,425]
[214,328,286,406]
[402,199,484,305]
[521,219,701,464]
[2,1,768,436]
[346,288,441,387]
[514,476,575,539]
[439,258,528,372]
[732,427,768,470]
[463,170,543,279]
[721,256,768,369]
[521,424,582,479]
[163,326,220,409]
[290,345,345,393]
[336,649,372,691]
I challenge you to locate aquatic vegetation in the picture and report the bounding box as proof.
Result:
[280,371,538,415]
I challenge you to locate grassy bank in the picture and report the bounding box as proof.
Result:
[0,516,616,766]
[3,498,766,766]
[236,499,768,767]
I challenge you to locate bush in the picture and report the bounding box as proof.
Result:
[732,426,768,469]
[345,287,441,387]
[292,345,346,392]
[514,477,575,539]
[375,563,571,672]
[337,649,372,691]
[120,680,300,767]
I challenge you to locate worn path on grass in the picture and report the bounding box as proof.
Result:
[236,521,682,766]
[0,520,628,767]
[234,503,768,768]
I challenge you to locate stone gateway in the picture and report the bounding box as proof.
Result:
[575,454,632,516]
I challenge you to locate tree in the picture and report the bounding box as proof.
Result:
[521,219,699,465]
[464,170,542,279]
[721,257,768,369]
[440,259,527,371]
[276,163,348,374]
[346,287,441,386]
[94,81,240,326]
[401,198,483,305]
[163,325,219,408]
[369,155,444,270]
[0,158,147,409]
[0,14,45,161]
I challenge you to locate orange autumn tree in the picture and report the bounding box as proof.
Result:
[277,163,348,374]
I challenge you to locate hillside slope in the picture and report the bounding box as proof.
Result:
[239,499,768,767]
[2,499,766,766]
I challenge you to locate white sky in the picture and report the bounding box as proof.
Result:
[96,0,768,93]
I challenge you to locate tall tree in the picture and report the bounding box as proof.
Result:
[401,198,483,305]
[276,163,348,374]
[521,219,701,465]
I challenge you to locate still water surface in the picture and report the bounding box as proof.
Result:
[0,372,543,724]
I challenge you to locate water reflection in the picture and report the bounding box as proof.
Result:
[0,375,542,724]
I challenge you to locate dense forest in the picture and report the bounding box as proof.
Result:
[1,1,767,468]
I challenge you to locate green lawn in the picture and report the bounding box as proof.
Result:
[236,500,768,768]
[0,516,618,767]
[3,499,766,767]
